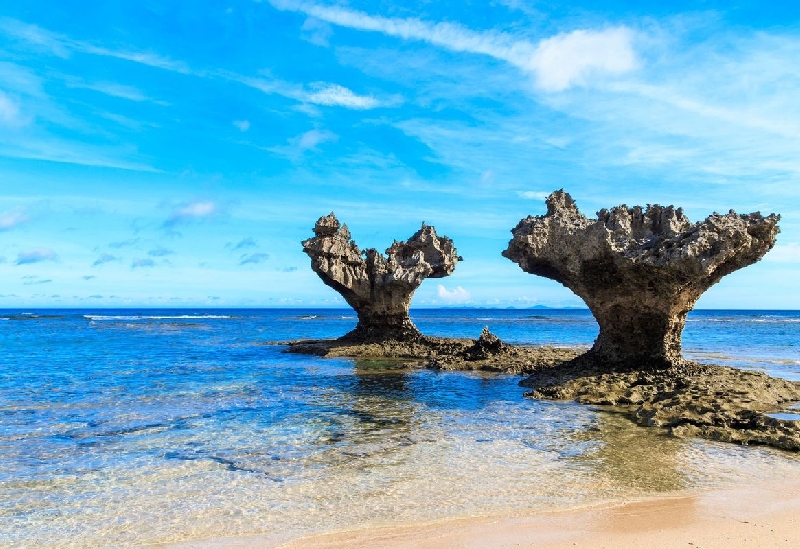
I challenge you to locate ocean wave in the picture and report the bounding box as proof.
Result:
[84,314,231,321]
[688,317,800,323]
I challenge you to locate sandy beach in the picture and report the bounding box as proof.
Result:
[174,479,800,549]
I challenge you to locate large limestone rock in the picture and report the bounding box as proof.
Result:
[503,190,780,369]
[302,213,461,341]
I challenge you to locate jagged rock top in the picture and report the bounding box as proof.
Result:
[505,189,780,278]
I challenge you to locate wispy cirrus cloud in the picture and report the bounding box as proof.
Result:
[2,16,391,112]
[0,207,29,230]
[305,83,381,109]
[0,17,190,73]
[269,1,637,91]
[15,247,58,265]
[230,73,388,109]
[64,78,166,104]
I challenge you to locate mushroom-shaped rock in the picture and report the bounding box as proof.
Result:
[302,213,461,341]
[503,190,780,369]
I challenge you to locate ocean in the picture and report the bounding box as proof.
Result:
[2,308,799,547]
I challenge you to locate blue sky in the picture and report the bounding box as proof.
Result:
[1,0,799,309]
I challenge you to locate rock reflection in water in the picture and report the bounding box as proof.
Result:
[572,410,687,493]
[312,360,420,466]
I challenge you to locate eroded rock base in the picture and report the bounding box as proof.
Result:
[522,358,800,451]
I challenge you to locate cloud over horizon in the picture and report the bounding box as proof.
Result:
[437,284,470,303]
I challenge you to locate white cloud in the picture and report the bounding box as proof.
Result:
[15,247,58,265]
[165,200,218,226]
[517,190,549,200]
[764,242,800,264]
[297,129,337,149]
[0,207,29,230]
[437,284,471,302]
[528,28,637,91]
[270,2,637,91]
[233,119,250,132]
[305,83,380,109]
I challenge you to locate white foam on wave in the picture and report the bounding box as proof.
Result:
[84,314,231,321]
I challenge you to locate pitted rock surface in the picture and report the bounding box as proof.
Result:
[302,213,461,341]
[503,190,780,369]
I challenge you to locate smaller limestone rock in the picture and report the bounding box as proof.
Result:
[302,213,461,341]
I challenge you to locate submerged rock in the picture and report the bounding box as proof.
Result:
[302,213,461,341]
[503,190,780,369]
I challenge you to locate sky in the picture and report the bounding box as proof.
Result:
[1,0,799,309]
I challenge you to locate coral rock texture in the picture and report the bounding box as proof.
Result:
[302,213,461,341]
[503,190,780,368]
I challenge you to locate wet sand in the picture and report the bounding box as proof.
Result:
[288,480,800,548]
[167,479,800,549]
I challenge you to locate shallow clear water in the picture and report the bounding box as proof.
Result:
[1,309,799,548]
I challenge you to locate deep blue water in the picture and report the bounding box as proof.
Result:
[1,308,799,547]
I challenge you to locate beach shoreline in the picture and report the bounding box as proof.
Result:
[170,479,800,549]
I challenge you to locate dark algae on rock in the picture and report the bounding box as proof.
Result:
[302,213,462,341]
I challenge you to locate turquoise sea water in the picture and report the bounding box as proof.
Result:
[1,308,800,548]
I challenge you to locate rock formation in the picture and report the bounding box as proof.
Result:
[302,213,461,341]
[503,190,780,369]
